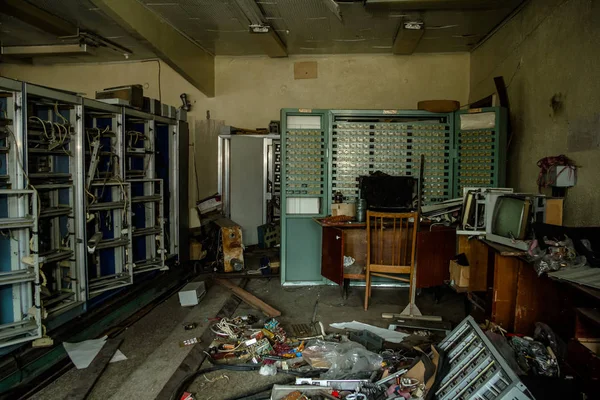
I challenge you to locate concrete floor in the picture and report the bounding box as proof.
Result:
[32,278,466,400]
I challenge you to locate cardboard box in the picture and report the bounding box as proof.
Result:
[178,281,206,307]
[96,85,143,109]
[331,203,356,217]
[450,260,469,288]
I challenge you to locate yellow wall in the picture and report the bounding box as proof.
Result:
[470,0,600,226]
[1,53,470,206]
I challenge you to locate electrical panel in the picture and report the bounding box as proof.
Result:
[454,108,507,197]
[81,100,134,296]
[24,84,86,321]
[330,110,453,205]
[283,113,328,214]
[437,316,532,400]
[280,107,507,284]
[270,139,281,221]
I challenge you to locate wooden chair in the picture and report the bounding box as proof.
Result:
[364,210,419,311]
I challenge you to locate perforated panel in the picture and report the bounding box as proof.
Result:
[331,112,452,205]
[454,108,507,197]
[284,124,327,198]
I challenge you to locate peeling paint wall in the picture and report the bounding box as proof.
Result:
[470,0,600,226]
[1,53,470,208]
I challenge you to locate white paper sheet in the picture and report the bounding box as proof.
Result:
[329,321,408,343]
[63,336,127,369]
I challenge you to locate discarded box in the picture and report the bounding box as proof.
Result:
[271,385,334,400]
[95,85,143,109]
[331,203,356,217]
[449,260,469,288]
[178,281,206,307]
[215,218,244,272]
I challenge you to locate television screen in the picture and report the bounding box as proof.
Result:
[492,196,530,239]
[358,175,415,211]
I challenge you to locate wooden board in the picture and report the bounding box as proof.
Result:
[458,235,490,292]
[513,260,569,335]
[416,227,455,288]
[491,253,520,330]
[294,61,318,79]
[345,228,367,269]
[215,278,281,317]
[322,227,344,285]
[65,339,123,400]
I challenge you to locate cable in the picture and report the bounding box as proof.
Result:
[142,59,162,102]
[6,125,41,219]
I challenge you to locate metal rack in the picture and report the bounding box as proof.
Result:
[79,99,133,296]
[0,78,43,348]
[454,108,507,197]
[129,178,165,274]
[24,83,86,320]
[123,109,166,274]
[0,77,188,350]
[437,316,532,400]
[0,189,41,348]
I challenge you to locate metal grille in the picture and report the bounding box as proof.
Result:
[454,108,507,197]
[331,112,452,205]
[437,316,532,400]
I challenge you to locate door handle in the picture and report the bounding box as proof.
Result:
[336,236,341,240]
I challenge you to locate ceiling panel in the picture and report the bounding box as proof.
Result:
[1,0,526,59]
[139,0,525,55]
[0,0,156,61]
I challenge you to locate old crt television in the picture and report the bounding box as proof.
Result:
[485,193,546,250]
[358,175,416,211]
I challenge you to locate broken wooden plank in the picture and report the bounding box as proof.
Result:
[215,278,281,317]
[65,338,123,400]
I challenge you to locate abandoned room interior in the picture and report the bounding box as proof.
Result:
[0,0,599,399]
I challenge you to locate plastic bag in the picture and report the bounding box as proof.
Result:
[532,236,587,276]
[485,332,525,375]
[259,364,277,376]
[510,337,559,377]
[534,322,566,361]
[302,339,383,379]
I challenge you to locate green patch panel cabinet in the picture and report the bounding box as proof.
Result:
[280,107,507,285]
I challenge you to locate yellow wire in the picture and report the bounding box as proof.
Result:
[29,116,50,140]
[54,102,68,124]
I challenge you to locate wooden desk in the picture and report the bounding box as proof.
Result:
[316,219,456,292]
[459,236,569,335]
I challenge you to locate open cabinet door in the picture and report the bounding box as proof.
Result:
[321,227,344,285]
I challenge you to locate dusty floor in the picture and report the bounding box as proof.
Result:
[32,276,466,400]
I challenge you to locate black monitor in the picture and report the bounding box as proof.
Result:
[358,175,416,211]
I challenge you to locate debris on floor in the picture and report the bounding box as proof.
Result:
[63,336,127,369]
[165,273,595,400]
[172,307,544,400]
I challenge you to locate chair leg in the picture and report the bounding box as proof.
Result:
[364,273,370,310]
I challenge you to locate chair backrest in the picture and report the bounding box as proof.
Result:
[366,210,419,268]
